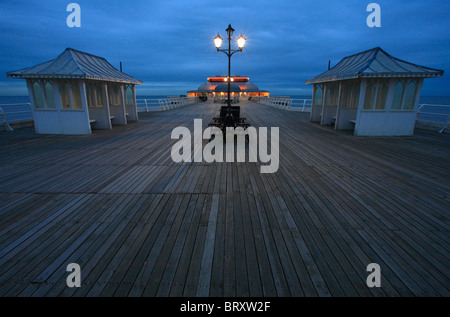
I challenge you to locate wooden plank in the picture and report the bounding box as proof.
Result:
[155,194,198,297]
[168,194,204,296]
[181,194,211,296]
[195,193,219,296]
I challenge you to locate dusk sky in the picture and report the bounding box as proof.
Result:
[0,0,449,96]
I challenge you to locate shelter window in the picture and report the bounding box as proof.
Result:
[109,86,121,106]
[126,86,134,105]
[392,81,404,110]
[392,79,418,110]
[325,84,338,106]
[70,84,82,109]
[375,80,389,110]
[95,86,103,107]
[403,80,417,110]
[350,82,360,108]
[364,80,388,110]
[342,81,360,109]
[60,83,71,109]
[363,80,376,109]
[32,81,45,109]
[86,85,95,108]
[114,87,121,105]
[60,82,82,110]
[341,84,350,108]
[44,81,56,109]
[313,85,323,106]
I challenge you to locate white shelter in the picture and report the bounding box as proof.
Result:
[305,47,443,136]
[7,48,142,135]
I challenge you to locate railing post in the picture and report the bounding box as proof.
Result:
[0,107,14,131]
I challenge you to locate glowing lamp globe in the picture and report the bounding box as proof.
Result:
[237,34,246,51]
[214,34,223,51]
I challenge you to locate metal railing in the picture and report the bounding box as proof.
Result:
[136,97,197,112]
[136,98,160,111]
[258,97,291,109]
[416,104,450,134]
[0,103,33,131]
[289,99,313,112]
[258,97,312,112]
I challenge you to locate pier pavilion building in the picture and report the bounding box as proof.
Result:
[187,76,269,101]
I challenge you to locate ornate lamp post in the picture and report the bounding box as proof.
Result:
[214,24,246,111]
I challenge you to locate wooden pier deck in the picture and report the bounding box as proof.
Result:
[0,102,448,297]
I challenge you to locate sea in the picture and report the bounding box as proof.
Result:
[1,95,449,124]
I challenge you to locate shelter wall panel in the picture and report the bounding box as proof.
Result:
[125,104,138,121]
[337,108,357,130]
[109,106,127,125]
[311,105,323,122]
[60,111,91,135]
[355,111,417,136]
[355,112,387,136]
[88,107,112,130]
[385,112,416,136]
[33,111,62,134]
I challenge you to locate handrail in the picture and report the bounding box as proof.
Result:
[0,103,33,131]
[416,104,450,134]
[258,97,312,112]
[136,98,160,111]
[136,97,197,112]
[289,98,312,112]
